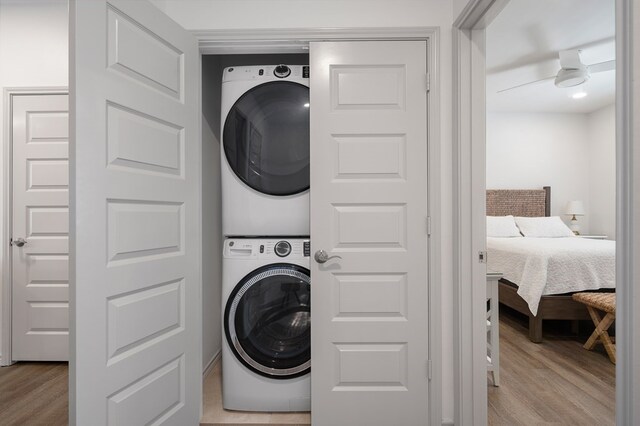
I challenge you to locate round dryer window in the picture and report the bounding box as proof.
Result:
[224,264,311,379]
[223,81,310,196]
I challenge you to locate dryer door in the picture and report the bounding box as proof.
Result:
[225,263,311,379]
[223,81,310,196]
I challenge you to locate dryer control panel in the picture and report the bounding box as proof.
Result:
[222,65,309,83]
[224,238,310,259]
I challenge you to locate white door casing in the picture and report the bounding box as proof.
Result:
[11,93,69,361]
[70,1,201,424]
[310,41,429,425]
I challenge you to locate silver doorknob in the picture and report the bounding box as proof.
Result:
[314,249,342,264]
[12,238,27,247]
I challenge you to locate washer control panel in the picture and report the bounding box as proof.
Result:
[224,239,310,259]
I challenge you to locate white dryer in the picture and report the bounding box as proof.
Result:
[221,65,310,237]
[222,238,311,412]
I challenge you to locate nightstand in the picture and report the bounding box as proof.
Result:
[576,235,608,240]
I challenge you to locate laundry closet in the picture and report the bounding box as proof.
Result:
[70,3,435,424]
[200,46,432,423]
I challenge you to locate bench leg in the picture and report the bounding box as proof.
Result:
[529,315,543,343]
[584,306,616,364]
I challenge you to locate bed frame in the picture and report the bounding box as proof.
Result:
[487,186,591,343]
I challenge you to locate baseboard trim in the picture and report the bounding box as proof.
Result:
[202,350,221,379]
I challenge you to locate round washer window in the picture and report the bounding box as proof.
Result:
[223,81,310,196]
[224,264,311,379]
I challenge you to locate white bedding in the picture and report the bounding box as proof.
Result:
[487,237,615,315]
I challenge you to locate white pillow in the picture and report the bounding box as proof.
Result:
[514,216,575,238]
[486,215,522,237]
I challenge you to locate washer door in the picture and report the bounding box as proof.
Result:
[223,81,310,196]
[224,263,311,379]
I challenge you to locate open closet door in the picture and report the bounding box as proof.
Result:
[70,1,201,424]
[310,41,429,425]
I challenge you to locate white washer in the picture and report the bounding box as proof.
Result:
[222,238,311,412]
[221,65,310,237]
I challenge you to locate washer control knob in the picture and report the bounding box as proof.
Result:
[274,64,291,78]
[275,240,292,257]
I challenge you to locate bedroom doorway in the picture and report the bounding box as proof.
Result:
[483,0,616,424]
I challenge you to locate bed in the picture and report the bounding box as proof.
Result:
[486,186,616,342]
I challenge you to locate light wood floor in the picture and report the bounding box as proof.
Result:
[489,308,615,425]
[201,361,311,425]
[0,362,68,426]
[0,317,615,426]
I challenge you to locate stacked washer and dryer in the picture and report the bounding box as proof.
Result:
[220,64,312,412]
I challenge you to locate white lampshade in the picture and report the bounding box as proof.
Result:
[565,200,585,216]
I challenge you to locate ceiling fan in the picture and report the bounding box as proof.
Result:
[498,49,615,93]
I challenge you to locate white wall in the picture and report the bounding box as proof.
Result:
[0,0,69,360]
[487,110,617,237]
[453,0,471,21]
[587,104,616,238]
[201,117,223,371]
[201,55,223,370]
[152,0,450,29]
[487,112,591,231]
[151,0,456,422]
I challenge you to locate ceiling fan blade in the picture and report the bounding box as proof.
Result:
[588,60,616,73]
[497,76,556,93]
[559,49,584,70]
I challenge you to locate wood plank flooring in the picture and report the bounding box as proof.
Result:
[0,316,615,426]
[0,362,68,426]
[489,308,615,425]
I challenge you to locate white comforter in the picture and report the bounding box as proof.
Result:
[487,237,615,315]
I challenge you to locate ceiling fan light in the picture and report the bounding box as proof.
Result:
[555,68,590,88]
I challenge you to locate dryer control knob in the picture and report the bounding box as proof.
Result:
[275,240,292,257]
[274,64,291,78]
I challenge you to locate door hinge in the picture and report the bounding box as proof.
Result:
[426,216,432,236]
[479,251,487,263]
[427,359,432,380]
[425,73,431,92]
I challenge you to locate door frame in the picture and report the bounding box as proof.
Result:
[1,87,69,366]
[452,1,637,425]
[451,2,508,423]
[196,27,442,425]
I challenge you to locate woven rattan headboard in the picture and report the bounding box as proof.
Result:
[486,186,550,217]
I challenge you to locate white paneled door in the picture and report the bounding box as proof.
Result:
[11,93,69,361]
[70,1,201,424]
[310,41,429,425]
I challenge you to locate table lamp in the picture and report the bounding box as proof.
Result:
[565,200,585,235]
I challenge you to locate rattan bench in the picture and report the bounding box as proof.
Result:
[572,292,616,364]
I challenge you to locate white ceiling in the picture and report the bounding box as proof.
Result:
[486,0,615,113]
